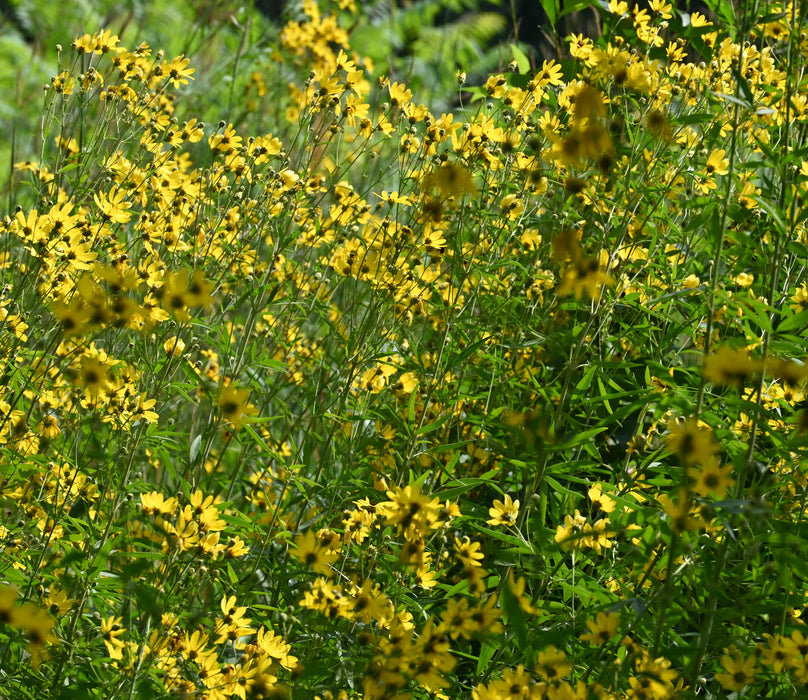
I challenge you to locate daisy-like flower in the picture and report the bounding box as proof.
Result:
[101,616,126,660]
[580,611,620,645]
[486,494,520,527]
[705,148,730,176]
[291,530,339,575]
[217,383,258,431]
[215,595,255,645]
[714,649,757,691]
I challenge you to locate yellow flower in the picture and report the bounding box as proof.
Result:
[388,81,412,107]
[734,272,754,287]
[667,417,718,466]
[94,188,133,224]
[555,509,587,550]
[0,585,18,624]
[163,336,186,357]
[164,54,195,88]
[156,269,214,321]
[702,345,762,388]
[533,60,565,88]
[649,0,673,18]
[131,394,159,424]
[688,456,735,498]
[256,627,298,670]
[501,194,525,219]
[705,148,729,176]
[690,11,712,26]
[454,536,485,567]
[557,254,615,299]
[217,383,257,430]
[508,573,539,615]
[424,162,478,198]
[291,530,339,575]
[486,494,520,527]
[580,611,620,644]
[214,595,255,645]
[588,483,616,514]
[101,616,126,660]
[714,649,757,691]
[8,602,57,667]
[535,646,573,680]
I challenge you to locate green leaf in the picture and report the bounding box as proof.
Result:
[436,471,497,500]
[189,434,202,465]
[477,641,497,675]
[539,0,559,27]
[500,576,530,658]
[473,523,534,554]
[510,43,530,74]
[559,0,597,18]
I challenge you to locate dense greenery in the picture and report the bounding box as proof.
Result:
[1,1,808,699]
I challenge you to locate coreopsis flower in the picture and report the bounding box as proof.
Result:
[209,123,243,153]
[588,483,616,514]
[454,536,485,567]
[555,510,587,550]
[657,489,703,533]
[0,585,18,624]
[388,82,412,108]
[535,646,573,681]
[75,355,113,399]
[155,269,214,321]
[568,33,594,60]
[130,393,159,424]
[424,162,478,198]
[500,194,525,219]
[486,494,520,527]
[376,484,441,538]
[356,363,397,393]
[580,611,620,644]
[485,74,508,98]
[164,54,195,88]
[291,530,339,575]
[215,595,255,645]
[13,209,45,243]
[714,649,757,691]
[583,518,614,554]
[533,60,565,88]
[163,511,200,552]
[702,345,762,387]
[347,580,390,624]
[791,283,808,312]
[16,603,58,666]
[101,616,126,660]
[94,188,133,224]
[163,336,186,357]
[223,536,249,560]
[557,253,615,299]
[255,627,298,670]
[216,383,258,430]
[141,491,178,516]
[649,0,673,18]
[688,456,735,498]
[300,577,350,619]
[667,417,719,466]
[45,587,73,616]
[759,633,789,673]
[705,148,730,176]
[690,11,712,26]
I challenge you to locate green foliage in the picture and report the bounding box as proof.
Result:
[0,0,807,699]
